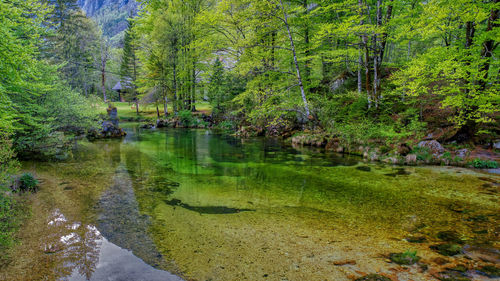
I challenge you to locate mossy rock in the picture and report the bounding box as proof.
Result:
[356,166,371,172]
[405,236,427,243]
[437,230,463,244]
[476,265,500,278]
[438,269,470,281]
[430,243,462,256]
[355,274,392,281]
[446,265,468,273]
[389,252,421,265]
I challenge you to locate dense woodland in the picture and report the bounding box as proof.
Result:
[0,0,499,255]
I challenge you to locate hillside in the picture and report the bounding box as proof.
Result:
[77,0,137,44]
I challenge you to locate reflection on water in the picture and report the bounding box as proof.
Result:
[2,125,498,281]
[68,236,181,281]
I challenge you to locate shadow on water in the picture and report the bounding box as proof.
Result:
[96,164,168,269]
[164,198,255,214]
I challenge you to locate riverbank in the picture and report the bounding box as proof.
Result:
[134,113,500,172]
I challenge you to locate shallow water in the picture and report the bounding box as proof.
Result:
[1,125,499,280]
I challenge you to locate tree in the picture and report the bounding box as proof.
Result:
[120,19,140,114]
[207,58,226,114]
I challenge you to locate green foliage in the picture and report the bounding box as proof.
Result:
[411,147,433,162]
[18,173,39,193]
[179,110,195,127]
[468,158,499,169]
[389,250,421,265]
[208,58,227,115]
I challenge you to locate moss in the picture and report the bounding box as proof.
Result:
[437,230,463,244]
[355,274,392,281]
[476,265,500,278]
[430,243,462,256]
[389,250,421,265]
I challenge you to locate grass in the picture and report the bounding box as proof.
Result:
[98,101,212,120]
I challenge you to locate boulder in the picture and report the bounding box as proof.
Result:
[88,121,126,140]
[397,143,412,156]
[456,149,469,159]
[493,141,500,150]
[405,154,417,164]
[418,140,444,154]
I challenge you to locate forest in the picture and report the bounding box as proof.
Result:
[0,0,499,280]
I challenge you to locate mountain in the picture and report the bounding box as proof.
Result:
[77,0,138,45]
[77,0,137,17]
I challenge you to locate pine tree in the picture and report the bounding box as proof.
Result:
[120,19,140,114]
[208,58,226,115]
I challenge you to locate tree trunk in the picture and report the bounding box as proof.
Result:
[303,0,311,84]
[479,0,499,90]
[279,0,310,119]
[358,0,365,95]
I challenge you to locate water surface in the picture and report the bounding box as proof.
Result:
[1,125,498,280]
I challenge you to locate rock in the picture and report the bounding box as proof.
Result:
[430,243,462,256]
[433,257,450,265]
[140,123,155,129]
[437,230,463,244]
[456,149,469,159]
[447,265,468,273]
[106,105,119,127]
[332,259,356,265]
[369,151,379,161]
[354,274,391,281]
[405,154,417,164]
[476,265,500,278]
[418,140,444,154]
[389,252,420,265]
[356,166,371,172]
[397,143,412,156]
[382,157,398,164]
[405,236,427,243]
[87,121,126,140]
[156,119,168,128]
[493,141,500,150]
[462,245,500,263]
[437,269,470,281]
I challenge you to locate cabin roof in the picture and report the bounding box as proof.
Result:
[112,79,133,91]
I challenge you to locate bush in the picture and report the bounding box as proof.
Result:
[469,158,498,169]
[411,147,433,162]
[179,110,194,127]
[18,173,38,193]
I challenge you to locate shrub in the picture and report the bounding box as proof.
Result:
[412,147,433,162]
[18,173,38,193]
[179,110,194,127]
[469,158,498,169]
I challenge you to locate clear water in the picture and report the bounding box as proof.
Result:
[2,125,498,280]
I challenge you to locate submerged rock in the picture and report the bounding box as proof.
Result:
[437,269,471,281]
[463,245,500,263]
[405,236,427,243]
[476,265,500,278]
[389,252,420,265]
[437,230,464,244]
[354,274,391,281]
[430,243,462,256]
[356,166,371,172]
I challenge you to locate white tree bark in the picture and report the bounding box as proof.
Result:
[278,0,310,119]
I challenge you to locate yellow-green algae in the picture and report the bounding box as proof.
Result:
[1,127,498,281]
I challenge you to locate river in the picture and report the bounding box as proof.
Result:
[1,124,498,280]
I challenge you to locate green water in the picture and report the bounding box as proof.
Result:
[2,126,499,281]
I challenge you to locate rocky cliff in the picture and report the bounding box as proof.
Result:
[77,0,137,17]
[77,0,137,43]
